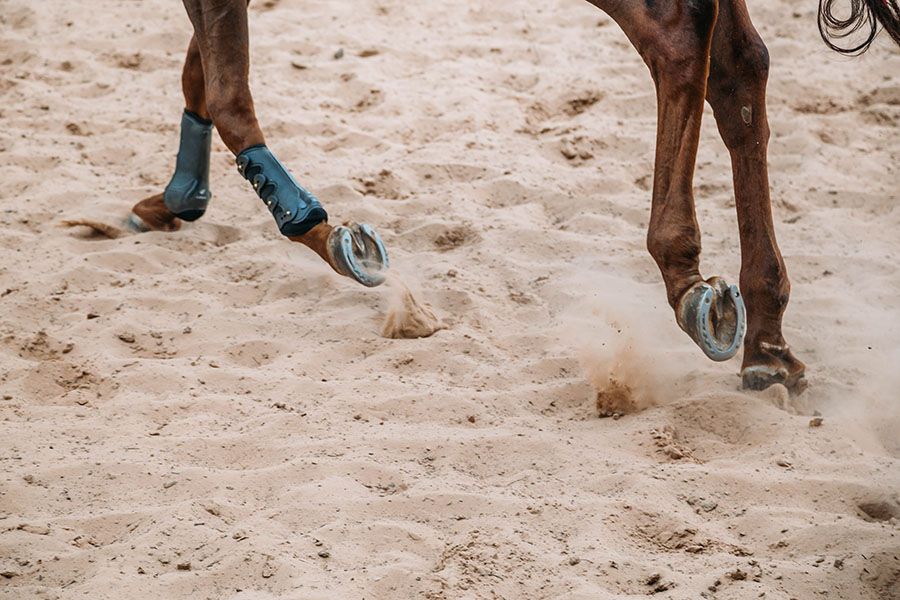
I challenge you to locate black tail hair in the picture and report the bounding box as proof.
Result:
[818,0,900,55]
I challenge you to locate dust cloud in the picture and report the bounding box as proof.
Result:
[566,279,684,417]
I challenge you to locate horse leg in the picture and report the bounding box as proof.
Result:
[705,0,806,392]
[588,0,746,361]
[135,0,388,286]
[130,35,210,232]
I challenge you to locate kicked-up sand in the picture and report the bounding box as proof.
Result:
[1,0,899,598]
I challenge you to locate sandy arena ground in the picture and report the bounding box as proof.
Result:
[1,1,899,598]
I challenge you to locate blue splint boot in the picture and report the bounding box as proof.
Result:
[235,144,328,236]
[163,109,214,222]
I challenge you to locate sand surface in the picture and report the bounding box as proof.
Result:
[2,1,900,598]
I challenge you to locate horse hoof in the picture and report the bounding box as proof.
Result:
[124,213,150,233]
[328,222,389,287]
[742,366,808,395]
[741,344,808,395]
[676,277,746,362]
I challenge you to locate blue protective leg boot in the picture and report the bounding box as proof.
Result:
[163,109,213,222]
[235,144,328,236]
[236,145,390,287]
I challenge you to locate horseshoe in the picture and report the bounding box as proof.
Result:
[328,222,389,287]
[676,277,746,362]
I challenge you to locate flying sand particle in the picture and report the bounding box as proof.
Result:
[380,270,445,339]
[59,218,130,239]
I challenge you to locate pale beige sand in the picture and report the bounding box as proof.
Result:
[2,1,900,598]
[381,271,446,340]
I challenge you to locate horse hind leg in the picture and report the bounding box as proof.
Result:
[705,0,806,392]
[129,35,212,232]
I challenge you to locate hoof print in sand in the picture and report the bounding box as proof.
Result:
[856,496,900,522]
[433,225,475,252]
[752,383,811,415]
[650,426,700,463]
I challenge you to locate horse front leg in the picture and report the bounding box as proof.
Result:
[134,0,389,287]
[705,0,806,392]
[591,0,746,362]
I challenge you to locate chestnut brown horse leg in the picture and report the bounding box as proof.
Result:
[131,0,389,286]
[179,0,263,153]
[130,34,208,232]
[589,0,747,362]
[705,0,806,392]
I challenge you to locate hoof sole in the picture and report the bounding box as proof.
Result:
[677,278,746,362]
[329,222,389,287]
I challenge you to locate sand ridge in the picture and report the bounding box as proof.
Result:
[1,0,900,598]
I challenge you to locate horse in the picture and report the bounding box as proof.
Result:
[127,0,900,395]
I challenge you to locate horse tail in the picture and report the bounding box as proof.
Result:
[818,0,900,55]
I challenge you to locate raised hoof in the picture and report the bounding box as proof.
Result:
[676,277,746,362]
[327,222,389,287]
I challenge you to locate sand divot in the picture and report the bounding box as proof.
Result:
[572,298,679,417]
[380,269,446,339]
[752,382,812,415]
[582,329,663,417]
[60,218,132,239]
